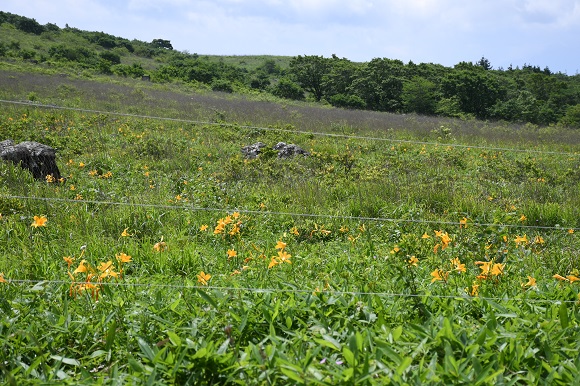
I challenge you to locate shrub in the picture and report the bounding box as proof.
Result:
[99,51,121,65]
[271,78,304,100]
[211,79,234,93]
[328,93,366,109]
[559,104,580,128]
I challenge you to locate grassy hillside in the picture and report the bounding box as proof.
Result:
[3,10,580,129]
[1,65,580,384]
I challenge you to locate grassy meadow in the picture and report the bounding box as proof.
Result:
[2,69,580,384]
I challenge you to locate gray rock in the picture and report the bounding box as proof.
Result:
[241,142,267,159]
[1,140,62,181]
[242,141,309,159]
[275,143,309,159]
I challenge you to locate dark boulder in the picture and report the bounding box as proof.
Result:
[0,140,62,181]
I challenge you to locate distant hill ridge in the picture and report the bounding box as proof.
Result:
[1,10,579,127]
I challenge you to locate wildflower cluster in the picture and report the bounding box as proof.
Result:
[268,240,292,269]
[213,212,243,237]
[65,250,131,300]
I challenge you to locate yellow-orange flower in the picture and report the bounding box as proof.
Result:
[431,269,449,283]
[275,240,287,251]
[514,235,528,245]
[31,215,47,228]
[459,217,468,228]
[491,263,505,276]
[450,258,466,273]
[227,249,237,259]
[197,271,211,285]
[408,256,419,267]
[522,276,537,288]
[200,224,208,231]
[466,282,479,296]
[268,257,279,269]
[98,261,119,279]
[290,226,299,236]
[229,223,241,236]
[567,275,580,283]
[63,256,74,268]
[116,253,132,263]
[153,240,167,252]
[121,228,131,237]
[277,250,292,264]
[421,232,430,239]
[0,272,7,284]
[553,274,568,281]
[74,260,88,274]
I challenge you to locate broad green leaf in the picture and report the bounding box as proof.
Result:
[90,350,107,359]
[50,355,80,366]
[318,335,342,351]
[128,358,144,373]
[342,347,355,367]
[392,325,403,342]
[169,297,181,311]
[396,356,412,376]
[280,367,304,383]
[192,347,208,359]
[138,337,156,362]
[217,338,230,354]
[559,302,569,329]
[167,331,182,347]
[196,289,218,309]
[105,320,116,350]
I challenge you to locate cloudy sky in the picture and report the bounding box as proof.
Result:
[3,0,580,73]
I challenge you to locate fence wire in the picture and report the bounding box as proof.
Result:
[2,278,578,304]
[4,194,579,232]
[2,99,579,157]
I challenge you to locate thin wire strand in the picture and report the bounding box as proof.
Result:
[2,99,579,157]
[3,278,577,304]
[4,194,579,231]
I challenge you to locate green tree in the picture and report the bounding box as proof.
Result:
[271,78,304,100]
[322,55,358,99]
[99,51,121,65]
[441,69,504,118]
[559,104,580,128]
[476,56,493,70]
[288,55,329,101]
[402,76,438,115]
[151,39,173,50]
[350,58,405,112]
[328,94,366,109]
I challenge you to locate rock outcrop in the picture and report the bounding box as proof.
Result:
[242,142,309,159]
[0,140,62,181]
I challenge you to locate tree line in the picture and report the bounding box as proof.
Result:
[1,11,579,127]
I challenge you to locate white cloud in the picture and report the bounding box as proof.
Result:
[515,0,580,26]
[1,0,578,72]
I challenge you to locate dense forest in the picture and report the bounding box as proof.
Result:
[1,11,580,127]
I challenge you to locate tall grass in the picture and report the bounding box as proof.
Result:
[1,70,580,384]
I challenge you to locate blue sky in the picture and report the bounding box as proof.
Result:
[3,0,579,73]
